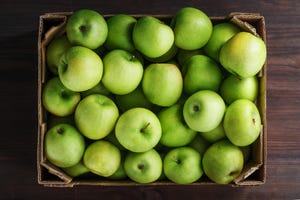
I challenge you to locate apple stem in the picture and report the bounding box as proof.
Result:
[79,25,86,32]
[57,127,64,134]
[140,122,150,133]
[130,54,136,61]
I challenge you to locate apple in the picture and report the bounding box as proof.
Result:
[223,99,261,146]
[204,22,240,61]
[176,48,204,68]
[202,139,244,184]
[163,147,203,184]
[158,104,197,147]
[142,63,183,107]
[219,31,267,78]
[171,7,212,50]
[183,55,223,94]
[42,77,80,117]
[75,94,119,140]
[132,16,174,58]
[124,149,162,183]
[102,49,143,95]
[66,9,108,49]
[107,159,127,180]
[62,160,90,177]
[200,122,226,143]
[83,140,121,177]
[45,123,85,168]
[104,14,137,52]
[46,35,72,74]
[115,108,162,152]
[220,75,259,104]
[183,90,226,132]
[58,46,103,92]
[189,134,210,156]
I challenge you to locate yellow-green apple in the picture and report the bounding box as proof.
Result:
[102,49,143,95]
[104,14,137,52]
[45,124,85,168]
[183,55,223,94]
[163,147,203,184]
[74,94,119,140]
[219,32,267,78]
[189,134,210,156]
[183,90,226,132]
[42,77,80,117]
[200,122,226,143]
[223,99,261,146]
[124,149,162,183]
[115,108,161,152]
[62,161,90,177]
[202,139,244,184]
[132,16,174,58]
[220,75,259,104]
[171,7,212,50]
[58,46,103,92]
[158,104,197,147]
[46,35,72,74]
[142,63,183,107]
[83,140,121,177]
[66,9,107,49]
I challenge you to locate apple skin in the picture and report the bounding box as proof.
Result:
[200,122,226,143]
[62,160,90,177]
[202,139,244,184]
[163,147,203,184]
[158,104,197,147]
[171,7,212,50]
[183,55,223,94]
[102,49,143,95]
[142,63,183,107]
[58,46,103,92]
[183,90,226,132]
[144,44,178,63]
[115,108,162,153]
[83,140,121,177]
[45,124,85,168]
[133,16,174,58]
[124,149,162,183]
[220,75,259,104]
[223,99,261,146]
[219,32,267,78]
[104,14,137,52]
[75,94,119,140]
[46,35,72,74]
[66,9,108,49]
[42,77,80,117]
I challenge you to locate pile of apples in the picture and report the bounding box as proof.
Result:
[43,7,266,184]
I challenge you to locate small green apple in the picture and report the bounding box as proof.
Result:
[223,99,261,146]
[45,124,85,168]
[66,9,108,49]
[202,139,244,184]
[189,134,211,156]
[75,94,119,140]
[62,161,90,177]
[200,122,226,143]
[42,77,80,117]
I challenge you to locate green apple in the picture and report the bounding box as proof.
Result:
[158,104,197,147]
[204,23,240,61]
[66,9,107,49]
[105,14,137,52]
[62,161,90,177]
[115,108,161,152]
[83,140,121,177]
[183,90,226,132]
[45,124,85,168]
[220,75,259,104]
[176,48,204,68]
[223,99,261,146]
[171,7,212,50]
[58,46,103,92]
[124,149,162,183]
[142,63,183,107]
[47,115,75,129]
[107,158,127,180]
[183,55,223,94]
[163,147,203,184]
[46,35,72,74]
[219,31,267,78]
[80,82,112,98]
[202,139,244,184]
[189,134,210,156]
[200,122,226,143]
[102,49,143,95]
[42,77,80,117]
[133,16,174,58]
[75,94,119,140]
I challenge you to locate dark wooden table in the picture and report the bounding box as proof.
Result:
[1,0,299,199]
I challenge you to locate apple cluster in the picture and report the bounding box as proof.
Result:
[43,7,266,185]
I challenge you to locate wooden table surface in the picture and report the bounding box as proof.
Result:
[1,0,299,199]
